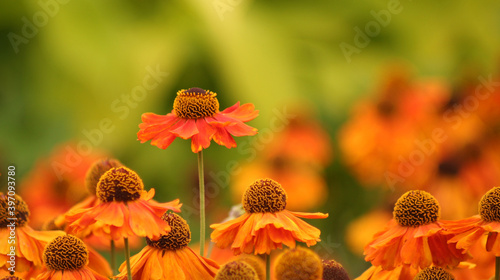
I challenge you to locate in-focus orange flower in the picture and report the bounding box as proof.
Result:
[116,213,219,280]
[211,178,328,255]
[231,161,328,211]
[0,194,65,273]
[36,235,107,280]
[444,186,500,256]
[137,87,258,153]
[363,190,470,270]
[65,167,181,241]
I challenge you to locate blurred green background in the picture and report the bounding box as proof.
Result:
[1,0,500,276]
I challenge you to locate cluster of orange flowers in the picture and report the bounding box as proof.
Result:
[1,88,341,280]
[355,187,500,280]
[339,68,500,220]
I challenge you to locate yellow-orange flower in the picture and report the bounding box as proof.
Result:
[65,167,181,240]
[19,143,107,229]
[363,190,470,270]
[355,264,418,280]
[36,235,107,280]
[211,178,328,255]
[0,194,65,273]
[444,187,500,256]
[138,87,258,153]
[116,213,219,280]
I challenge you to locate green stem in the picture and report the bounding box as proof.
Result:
[124,238,132,280]
[496,256,500,280]
[198,150,206,257]
[110,240,116,276]
[266,254,270,280]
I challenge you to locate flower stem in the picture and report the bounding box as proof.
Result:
[266,254,270,280]
[198,150,206,257]
[496,256,500,280]
[124,238,132,280]
[110,240,116,275]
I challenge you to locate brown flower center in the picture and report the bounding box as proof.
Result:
[96,167,144,202]
[0,194,30,228]
[43,235,88,271]
[215,260,259,280]
[243,179,287,213]
[414,267,455,280]
[173,87,219,119]
[393,190,440,227]
[275,247,323,280]
[479,187,500,222]
[1,276,24,280]
[322,259,350,280]
[85,158,123,195]
[146,213,191,250]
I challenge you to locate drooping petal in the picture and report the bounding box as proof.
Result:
[171,118,199,139]
[221,102,259,122]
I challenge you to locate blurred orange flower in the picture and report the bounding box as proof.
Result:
[364,190,469,270]
[19,143,106,229]
[211,178,328,255]
[116,213,219,280]
[65,167,181,241]
[339,69,449,189]
[137,87,258,153]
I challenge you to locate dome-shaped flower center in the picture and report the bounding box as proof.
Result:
[393,190,440,227]
[479,187,500,222]
[414,267,455,280]
[146,213,191,250]
[322,259,350,280]
[275,247,323,280]
[43,235,88,271]
[237,256,265,280]
[215,260,259,280]
[85,158,123,195]
[173,87,219,119]
[243,178,287,213]
[0,194,30,228]
[96,167,144,202]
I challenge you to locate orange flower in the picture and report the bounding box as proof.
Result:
[444,186,500,256]
[355,264,418,280]
[116,213,219,280]
[211,178,328,255]
[448,235,495,280]
[137,87,258,153]
[363,190,470,270]
[0,194,65,273]
[19,143,106,229]
[65,167,181,241]
[36,235,107,280]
